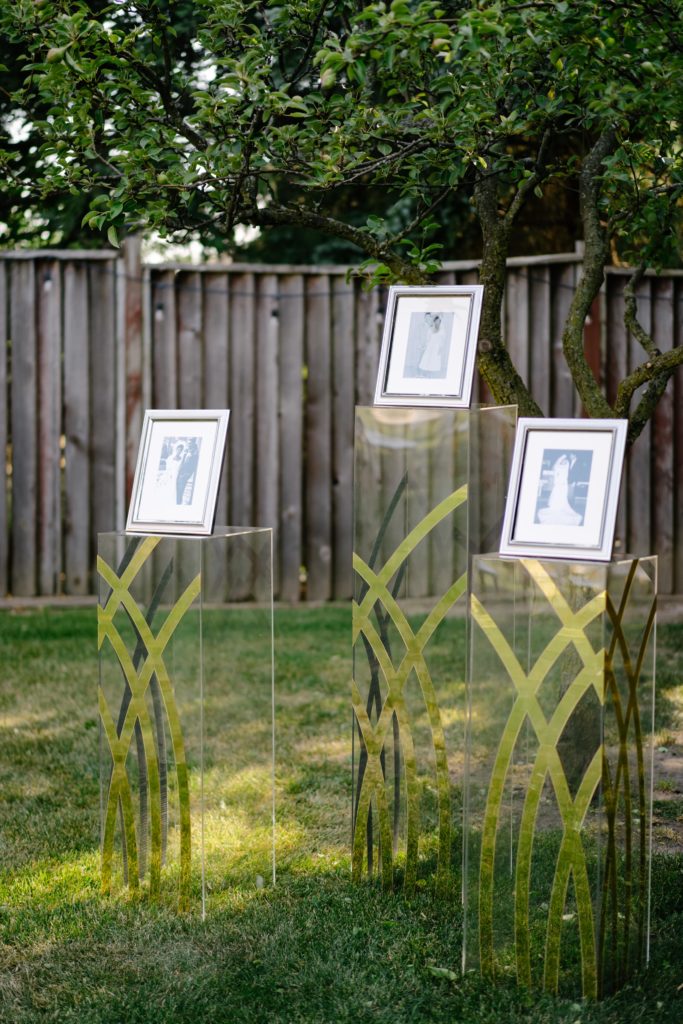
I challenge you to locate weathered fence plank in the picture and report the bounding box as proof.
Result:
[90,261,118,547]
[332,277,355,600]
[529,265,552,414]
[626,277,653,558]
[63,262,91,594]
[10,260,38,596]
[37,260,63,594]
[177,272,203,408]
[505,268,530,390]
[203,273,230,599]
[152,270,178,407]
[0,263,8,595]
[229,273,256,599]
[229,273,256,528]
[305,275,333,601]
[279,275,305,603]
[605,277,628,553]
[122,239,144,501]
[551,264,577,419]
[674,280,683,593]
[354,285,381,407]
[256,275,280,594]
[652,277,675,594]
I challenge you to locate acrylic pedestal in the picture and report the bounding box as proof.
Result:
[464,555,656,998]
[97,528,274,916]
[352,405,516,892]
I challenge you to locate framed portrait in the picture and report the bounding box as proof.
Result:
[374,285,483,407]
[126,409,230,535]
[499,418,628,561]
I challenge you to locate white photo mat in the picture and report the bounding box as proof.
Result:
[126,409,230,535]
[374,285,483,407]
[499,418,628,561]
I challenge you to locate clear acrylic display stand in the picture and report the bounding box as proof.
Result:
[97,528,274,916]
[352,405,516,893]
[464,555,656,998]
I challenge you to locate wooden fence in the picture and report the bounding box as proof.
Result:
[0,245,682,600]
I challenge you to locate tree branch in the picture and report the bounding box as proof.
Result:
[561,128,617,418]
[623,265,659,360]
[625,367,678,447]
[614,344,683,421]
[253,202,428,283]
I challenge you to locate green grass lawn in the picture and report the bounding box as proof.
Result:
[0,606,681,1023]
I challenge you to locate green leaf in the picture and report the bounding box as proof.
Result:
[427,966,458,981]
[107,224,119,248]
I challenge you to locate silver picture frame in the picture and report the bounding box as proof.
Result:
[374,285,483,407]
[126,409,230,535]
[499,417,628,561]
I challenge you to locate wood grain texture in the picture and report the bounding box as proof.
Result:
[123,238,144,502]
[229,274,256,599]
[151,270,178,407]
[256,275,280,594]
[674,279,683,592]
[626,276,652,557]
[37,260,63,594]
[354,285,381,406]
[278,275,304,603]
[305,275,333,601]
[0,264,8,595]
[64,262,91,594]
[529,265,552,415]
[177,272,203,408]
[651,277,675,591]
[551,264,577,419]
[605,276,628,554]
[90,262,117,546]
[505,268,530,388]
[332,277,355,600]
[203,273,230,600]
[10,260,38,596]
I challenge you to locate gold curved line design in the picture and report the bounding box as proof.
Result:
[471,557,655,997]
[98,543,201,911]
[352,483,468,890]
[599,581,656,990]
[471,588,605,986]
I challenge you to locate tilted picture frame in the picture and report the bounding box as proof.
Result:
[499,417,628,561]
[374,285,483,408]
[126,409,230,535]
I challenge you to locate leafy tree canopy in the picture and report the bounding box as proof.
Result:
[1,0,682,442]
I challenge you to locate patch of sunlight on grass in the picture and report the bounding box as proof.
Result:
[1,849,101,905]
[294,736,349,760]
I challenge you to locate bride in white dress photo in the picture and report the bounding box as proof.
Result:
[417,312,448,377]
[536,452,584,526]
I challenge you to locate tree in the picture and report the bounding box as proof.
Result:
[1,0,682,444]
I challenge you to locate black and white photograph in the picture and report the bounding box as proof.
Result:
[375,285,483,407]
[126,410,230,535]
[534,449,593,527]
[402,311,454,379]
[499,418,627,561]
[156,436,203,506]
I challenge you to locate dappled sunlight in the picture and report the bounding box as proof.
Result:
[292,736,349,761]
[0,848,101,905]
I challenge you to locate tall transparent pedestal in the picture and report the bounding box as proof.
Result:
[97,528,274,916]
[464,555,656,998]
[352,405,516,892]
